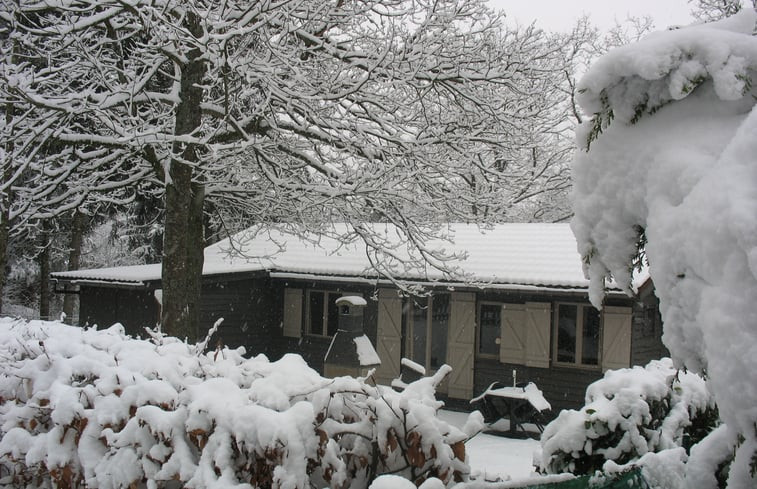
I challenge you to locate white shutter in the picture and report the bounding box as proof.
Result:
[602,306,632,371]
[500,303,526,365]
[525,302,551,368]
[282,288,302,338]
[447,292,476,399]
[374,288,403,386]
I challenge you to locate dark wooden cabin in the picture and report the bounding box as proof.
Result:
[53,224,667,413]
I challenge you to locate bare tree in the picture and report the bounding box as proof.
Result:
[689,0,755,21]
[2,0,581,340]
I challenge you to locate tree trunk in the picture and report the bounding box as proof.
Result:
[62,210,87,322]
[0,216,7,315]
[1,37,16,316]
[38,232,51,320]
[160,12,206,342]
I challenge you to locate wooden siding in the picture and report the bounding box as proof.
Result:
[469,288,653,413]
[199,277,280,356]
[263,280,380,375]
[79,286,159,337]
[631,292,669,366]
[78,277,379,375]
[77,274,664,414]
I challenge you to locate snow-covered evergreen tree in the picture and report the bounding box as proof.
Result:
[571,10,757,488]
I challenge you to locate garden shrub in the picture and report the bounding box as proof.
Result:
[0,318,473,488]
[537,358,718,476]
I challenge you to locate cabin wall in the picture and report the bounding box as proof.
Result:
[77,275,664,414]
[199,276,280,356]
[78,286,159,337]
[473,359,603,415]
[77,277,280,352]
[267,279,379,372]
[467,289,636,414]
[630,292,669,366]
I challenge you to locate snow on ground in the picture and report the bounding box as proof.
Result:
[439,410,540,482]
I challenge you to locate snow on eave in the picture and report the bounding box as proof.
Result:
[50,263,162,287]
[267,271,637,298]
[52,278,148,288]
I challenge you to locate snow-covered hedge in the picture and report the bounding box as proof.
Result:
[0,318,473,488]
[537,359,718,476]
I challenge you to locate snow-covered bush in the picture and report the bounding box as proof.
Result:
[537,359,717,476]
[0,318,472,488]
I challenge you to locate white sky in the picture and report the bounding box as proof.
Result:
[488,0,695,32]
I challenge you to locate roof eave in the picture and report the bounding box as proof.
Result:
[51,276,154,289]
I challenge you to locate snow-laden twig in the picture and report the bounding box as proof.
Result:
[193,317,224,356]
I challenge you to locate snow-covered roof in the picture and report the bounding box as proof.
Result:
[52,223,648,292]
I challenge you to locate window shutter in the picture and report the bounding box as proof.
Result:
[447,292,476,399]
[500,303,526,365]
[602,306,632,371]
[282,288,302,338]
[373,288,403,386]
[525,302,551,368]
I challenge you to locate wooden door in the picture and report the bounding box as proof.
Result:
[374,288,402,385]
[602,306,632,371]
[446,292,476,399]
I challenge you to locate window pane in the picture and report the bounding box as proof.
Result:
[479,304,500,356]
[582,307,600,365]
[430,294,449,369]
[326,293,339,337]
[411,300,427,367]
[309,292,325,335]
[557,304,577,363]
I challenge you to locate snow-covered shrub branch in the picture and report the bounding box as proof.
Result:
[537,359,717,477]
[0,318,472,488]
[571,9,757,488]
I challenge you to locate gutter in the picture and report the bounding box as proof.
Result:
[268,271,631,297]
[51,270,635,298]
[51,277,150,290]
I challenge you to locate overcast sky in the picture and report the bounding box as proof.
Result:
[487,0,695,32]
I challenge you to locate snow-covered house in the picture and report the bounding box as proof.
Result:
[51,223,665,412]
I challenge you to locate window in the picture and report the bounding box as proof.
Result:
[403,294,450,370]
[307,290,340,336]
[555,303,600,367]
[478,303,501,356]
